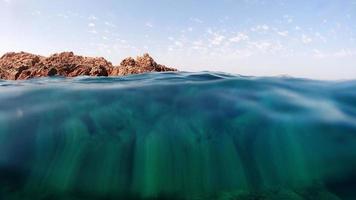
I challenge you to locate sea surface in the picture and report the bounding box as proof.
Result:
[0,72,356,200]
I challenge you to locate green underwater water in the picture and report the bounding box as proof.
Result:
[0,72,356,200]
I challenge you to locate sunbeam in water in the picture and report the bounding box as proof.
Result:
[0,72,356,200]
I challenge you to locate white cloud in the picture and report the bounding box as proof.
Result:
[277,31,288,37]
[31,10,41,16]
[57,14,69,19]
[333,49,356,58]
[312,49,356,59]
[302,34,312,44]
[250,41,272,51]
[231,49,253,58]
[210,34,226,46]
[262,25,269,30]
[145,22,153,28]
[283,15,293,24]
[315,32,327,43]
[251,24,269,32]
[88,23,96,27]
[193,40,203,46]
[192,40,203,47]
[312,49,326,58]
[248,41,284,53]
[191,40,207,51]
[88,30,98,34]
[207,28,213,34]
[105,21,116,28]
[190,17,203,23]
[174,41,183,47]
[229,33,249,43]
[88,15,98,21]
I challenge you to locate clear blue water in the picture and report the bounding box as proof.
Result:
[0,72,356,200]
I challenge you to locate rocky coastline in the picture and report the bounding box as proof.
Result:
[0,52,177,80]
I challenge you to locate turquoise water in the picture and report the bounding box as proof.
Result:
[0,72,356,200]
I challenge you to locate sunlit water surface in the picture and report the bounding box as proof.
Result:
[1,72,356,200]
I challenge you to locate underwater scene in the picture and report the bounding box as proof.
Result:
[0,72,356,200]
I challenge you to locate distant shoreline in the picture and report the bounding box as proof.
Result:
[0,52,177,80]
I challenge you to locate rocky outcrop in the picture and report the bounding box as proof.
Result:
[111,53,177,76]
[0,52,177,80]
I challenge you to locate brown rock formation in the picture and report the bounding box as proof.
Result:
[0,52,177,80]
[111,53,177,76]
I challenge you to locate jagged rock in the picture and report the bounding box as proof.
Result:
[0,52,177,80]
[120,57,136,67]
[111,53,177,76]
[47,68,58,76]
[89,66,108,76]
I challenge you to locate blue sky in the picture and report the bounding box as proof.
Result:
[1,0,356,79]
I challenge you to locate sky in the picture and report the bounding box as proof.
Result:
[1,0,356,80]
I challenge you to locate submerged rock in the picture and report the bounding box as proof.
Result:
[0,52,177,80]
